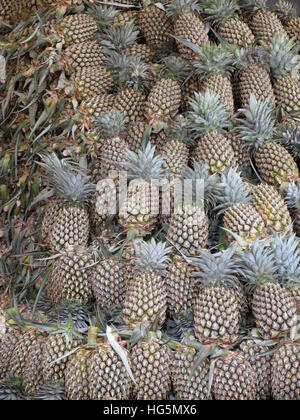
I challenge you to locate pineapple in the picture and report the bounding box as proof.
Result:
[190,247,241,348]
[55,14,98,45]
[130,330,172,400]
[157,116,193,180]
[71,66,114,100]
[202,0,255,47]
[171,334,212,400]
[38,153,94,252]
[165,255,197,317]
[166,0,209,61]
[214,167,267,243]
[239,337,274,400]
[123,238,171,329]
[239,0,288,44]
[273,0,300,43]
[212,350,258,400]
[188,89,236,174]
[0,326,22,381]
[271,339,300,400]
[138,1,174,51]
[166,161,219,256]
[78,93,115,121]
[237,239,297,339]
[180,73,200,112]
[264,34,300,114]
[233,46,276,109]
[65,326,132,400]
[94,110,128,178]
[91,247,127,312]
[45,245,95,306]
[144,56,189,130]
[42,322,83,384]
[118,143,166,237]
[234,95,299,187]
[270,232,300,313]
[285,180,300,236]
[125,120,150,153]
[63,41,105,74]
[22,336,45,396]
[251,183,292,234]
[106,53,150,124]
[193,43,235,114]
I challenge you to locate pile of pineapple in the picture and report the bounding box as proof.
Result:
[0,0,300,401]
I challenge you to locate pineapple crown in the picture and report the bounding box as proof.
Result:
[277,123,300,161]
[269,232,300,287]
[105,52,150,91]
[263,34,300,81]
[165,114,195,145]
[214,167,252,214]
[233,94,276,151]
[119,142,166,182]
[188,89,230,136]
[161,56,191,83]
[233,46,269,71]
[272,0,298,24]
[94,110,126,139]
[91,5,120,29]
[189,247,239,287]
[100,21,139,52]
[166,0,200,18]
[183,161,221,210]
[236,238,279,291]
[285,180,300,211]
[134,238,172,275]
[193,43,235,79]
[34,382,67,401]
[202,0,241,26]
[37,153,95,206]
[238,0,268,15]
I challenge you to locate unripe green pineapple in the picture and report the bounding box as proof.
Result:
[123,239,171,329]
[203,0,255,47]
[264,34,300,114]
[214,167,267,243]
[166,0,209,61]
[193,43,235,115]
[190,248,241,347]
[188,89,236,174]
[38,154,95,252]
[271,339,300,400]
[130,330,172,400]
[234,95,299,187]
[171,334,213,400]
[212,351,258,400]
[238,239,297,339]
